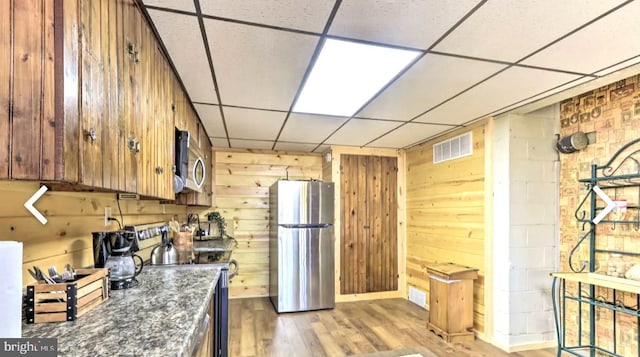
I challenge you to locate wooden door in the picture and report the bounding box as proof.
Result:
[340,154,398,294]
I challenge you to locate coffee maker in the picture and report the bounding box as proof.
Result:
[92,231,143,290]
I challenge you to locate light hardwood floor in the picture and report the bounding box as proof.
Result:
[229,298,558,357]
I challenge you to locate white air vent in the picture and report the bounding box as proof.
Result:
[408,286,426,309]
[433,131,473,164]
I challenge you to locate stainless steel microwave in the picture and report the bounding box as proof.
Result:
[175,129,205,193]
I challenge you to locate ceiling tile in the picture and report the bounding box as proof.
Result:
[279,113,348,143]
[147,10,218,103]
[224,107,286,140]
[325,119,401,146]
[193,104,224,138]
[359,54,506,121]
[229,139,274,150]
[211,137,230,149]
[367,123,452,149]
[273,142,320,152]
[414,67,580,125]
[329,0,481,49]
[433,0,629,62]
[499,76,594,114]
[595,56,640,77]
[143,0,194,12]
[523,2,640,74]
[205,19,319,110]
[200,0,334,33]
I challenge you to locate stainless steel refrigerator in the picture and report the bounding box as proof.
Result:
[269,179,335,313]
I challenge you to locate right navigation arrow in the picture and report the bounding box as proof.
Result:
[592,186,616,224]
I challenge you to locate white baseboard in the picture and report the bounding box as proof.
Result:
[491,339,557,353]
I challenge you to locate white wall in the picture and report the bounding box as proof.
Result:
[491,105,560,350]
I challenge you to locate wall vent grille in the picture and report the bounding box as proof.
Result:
[408,286,426,309]
[433,131,473,164]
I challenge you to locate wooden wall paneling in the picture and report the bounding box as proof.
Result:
[0,0,11,178]
[0,181,189,287]
[214,149,322,298]
[123,0,139,194]
[405,123,486,333]
[12,0,43,179]
[41,0,55,180]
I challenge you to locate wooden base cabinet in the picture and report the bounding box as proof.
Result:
[426,263,478,343]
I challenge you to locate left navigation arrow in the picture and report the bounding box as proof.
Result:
[24,185,48,224]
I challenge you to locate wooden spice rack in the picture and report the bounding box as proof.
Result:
[25,268,109,324]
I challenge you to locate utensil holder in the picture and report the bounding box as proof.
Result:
[25,268,109,324]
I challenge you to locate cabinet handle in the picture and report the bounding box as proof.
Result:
[127,42,139,63]
[85,128,97,142]
[155,167,164,174]
[128,137,140,153]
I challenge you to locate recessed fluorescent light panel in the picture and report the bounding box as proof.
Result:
[293,39,421,117]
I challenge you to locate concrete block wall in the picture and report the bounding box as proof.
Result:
[492,106,559,349]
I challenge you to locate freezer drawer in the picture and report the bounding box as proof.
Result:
[271,226,334,313]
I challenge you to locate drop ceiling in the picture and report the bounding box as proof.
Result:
[141,0,640,152]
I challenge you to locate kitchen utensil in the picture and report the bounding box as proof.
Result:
[27,268,39,281]
[62,264,76,281]
[48,266,62,283]
[33,266,46,282]
[169,220,181,233]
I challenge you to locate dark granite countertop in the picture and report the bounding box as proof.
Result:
[22,266,221,357]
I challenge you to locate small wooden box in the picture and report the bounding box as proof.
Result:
[427,263,478,342]
[25,268,109,324]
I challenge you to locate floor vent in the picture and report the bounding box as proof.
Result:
[433,131,473,164]
[408,286,426,309]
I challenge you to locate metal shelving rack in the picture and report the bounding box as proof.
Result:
[552,137,640,357]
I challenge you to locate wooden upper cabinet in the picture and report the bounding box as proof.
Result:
[1,0,180,200]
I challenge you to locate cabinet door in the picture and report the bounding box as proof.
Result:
[4,0,56,180]
[78,0,122,190]
[154,50,175,200]
[340,154,398,294]
[122,0,141,194]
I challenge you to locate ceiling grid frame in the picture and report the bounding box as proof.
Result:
[139,0,640,152]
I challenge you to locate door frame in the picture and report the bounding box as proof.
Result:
[324,146,406,302]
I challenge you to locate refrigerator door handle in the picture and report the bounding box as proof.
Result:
[279,224,332,229]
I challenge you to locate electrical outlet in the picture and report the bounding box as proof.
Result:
[104,207,112,226]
